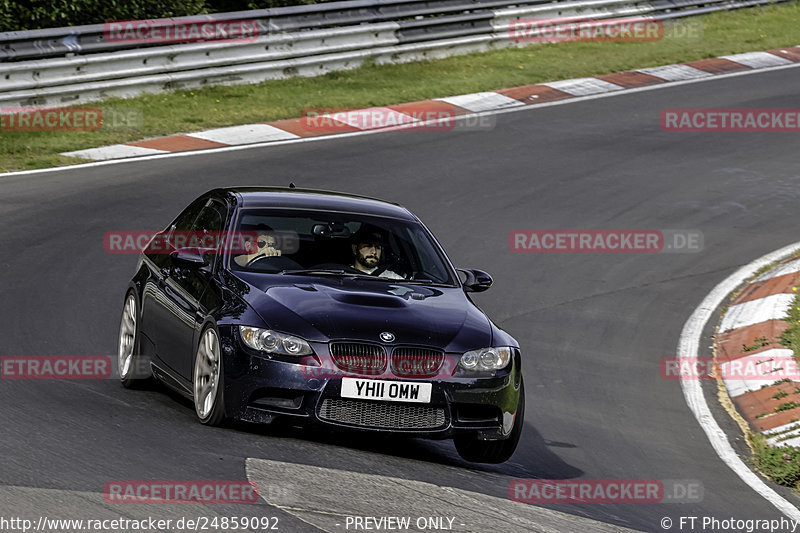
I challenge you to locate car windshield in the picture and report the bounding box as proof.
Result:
[226,208,457,285]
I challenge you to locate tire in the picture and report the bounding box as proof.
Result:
[454,378,525,464]
[118,291,152,388]
[193,326,227,426]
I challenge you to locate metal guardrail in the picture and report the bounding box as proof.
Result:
[0,0,790,107]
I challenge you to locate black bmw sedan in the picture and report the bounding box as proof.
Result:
[117,187,524,463]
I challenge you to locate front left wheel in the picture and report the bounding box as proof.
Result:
[454,378,525,464]
[193,326,227,426]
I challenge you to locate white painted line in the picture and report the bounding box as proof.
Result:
[542,77,623,96]
[637,64,712,81]
[321,107,416,130]
[11,58,800,178]
[61,144,168,160]
[718,293,795,333]
[437,92,523,112]
[679,241,800,520]
[246,458,643,533]
[188,124,299,145]
[723,51,793,69]
[720,348,796,398]
[756,258,800,282]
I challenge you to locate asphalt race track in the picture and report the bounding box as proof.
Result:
[2,66,800,532]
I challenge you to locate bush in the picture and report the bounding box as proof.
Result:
[0,0,207,32]
[756,445,800,487]
[0,0,346,32]
[206,0,326,10]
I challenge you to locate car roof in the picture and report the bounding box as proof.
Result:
[215,187,417,221]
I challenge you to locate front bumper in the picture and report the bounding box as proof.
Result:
[218,326,522,440]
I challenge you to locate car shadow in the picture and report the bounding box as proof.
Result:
[231,416,583,480]
[150,381,583,480]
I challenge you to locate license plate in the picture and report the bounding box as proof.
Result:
[341,378,432,403]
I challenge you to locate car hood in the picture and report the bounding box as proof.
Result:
[236,276,492,350]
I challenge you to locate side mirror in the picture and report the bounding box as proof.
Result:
[457,268,493,293]
[170,247,209,268]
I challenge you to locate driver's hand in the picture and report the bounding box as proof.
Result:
[263,248,281,257]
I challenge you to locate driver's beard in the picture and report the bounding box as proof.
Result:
[357,253,379,269]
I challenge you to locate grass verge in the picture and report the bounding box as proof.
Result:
[752,285,800,488]
[1,2,800,172]
[752,432,800,488]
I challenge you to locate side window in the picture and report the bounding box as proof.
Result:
[164,198,227,253]
[173,199,205,231]
[164,198,205,252]
[191,199,226,234]
[189,199,227,254]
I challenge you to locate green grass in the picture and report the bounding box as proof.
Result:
[779,291,800,373]
[762,379,793,389]
[775,401,800,413]
[2,2,800,172]
[743,336,771,351]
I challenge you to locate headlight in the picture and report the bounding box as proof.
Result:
[458,347,512,372]
[239,326,313,356]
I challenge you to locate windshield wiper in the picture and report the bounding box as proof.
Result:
[279,269,453,284]
[279,269,403,281]
[279,269,380,279]
[279,269,348,276]
[402,279,454,287]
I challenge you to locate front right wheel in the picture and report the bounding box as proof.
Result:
[454,379,525,463]
[118,291,151,388]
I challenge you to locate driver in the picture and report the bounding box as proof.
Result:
[350,227,403,279]
[234,226,281,267]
